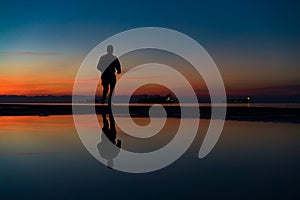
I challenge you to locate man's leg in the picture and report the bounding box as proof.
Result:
[101,81,109,104]
[108,77,116,105]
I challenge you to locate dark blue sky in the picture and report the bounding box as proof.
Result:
[1,0,299,53]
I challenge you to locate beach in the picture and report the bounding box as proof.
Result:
[0,103,299,123]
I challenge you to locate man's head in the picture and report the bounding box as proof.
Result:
[107,45,113,55]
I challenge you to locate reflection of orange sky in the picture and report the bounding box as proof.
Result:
[0,116,77,155]
[0,116,74,131]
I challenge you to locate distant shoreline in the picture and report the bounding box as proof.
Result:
[0,103,299,124]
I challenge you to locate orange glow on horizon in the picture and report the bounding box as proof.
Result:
[1,53,298,98]
[0,75,75,96]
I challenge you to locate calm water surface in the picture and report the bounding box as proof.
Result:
[1,102,300,108]
[0,115,299,199]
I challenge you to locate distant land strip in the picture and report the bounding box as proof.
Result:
[0,104,299,124]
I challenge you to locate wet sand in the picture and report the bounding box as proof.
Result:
[0,104,299,123]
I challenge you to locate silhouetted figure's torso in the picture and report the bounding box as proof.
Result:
[98,54,121,79]
[97,51,121,104]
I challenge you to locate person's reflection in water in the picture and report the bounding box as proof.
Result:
[97,113,121,169]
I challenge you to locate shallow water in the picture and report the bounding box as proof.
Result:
[0,115,299,199]
[1,102,300,108]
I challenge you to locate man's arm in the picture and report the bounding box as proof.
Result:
[97,57,103,71]
[115,59,121,74]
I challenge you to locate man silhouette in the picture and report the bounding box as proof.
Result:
[97,45,121,104]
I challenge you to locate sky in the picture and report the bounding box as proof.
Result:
[0,0,299,101]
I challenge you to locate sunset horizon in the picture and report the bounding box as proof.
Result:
[1,1,299,199]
